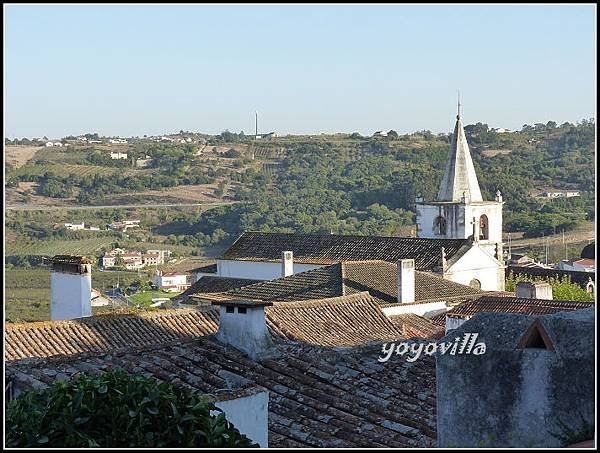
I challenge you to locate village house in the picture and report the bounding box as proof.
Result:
[555,257,595,273]
[107,219,140,231]
[64,222,85,230]
[101,248,144,270]
[109,151,128,159]
[153,270,190,292]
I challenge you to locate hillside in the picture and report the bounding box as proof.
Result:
[5,120,595,253]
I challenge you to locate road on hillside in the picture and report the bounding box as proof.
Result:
[5,201,239,211]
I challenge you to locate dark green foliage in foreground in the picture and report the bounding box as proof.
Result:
[6,369,258,448]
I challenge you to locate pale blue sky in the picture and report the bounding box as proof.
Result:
[4,4,596,138]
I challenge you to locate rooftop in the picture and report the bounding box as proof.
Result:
[430,295,594,325]
[221,232,470,270]
[189,261,484,305]
[6,335,437,447]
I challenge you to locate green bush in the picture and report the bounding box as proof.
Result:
[6,369,259,448]
[506,272,594,302]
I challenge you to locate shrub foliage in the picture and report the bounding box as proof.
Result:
[6,369,259,448]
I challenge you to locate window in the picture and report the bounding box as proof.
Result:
[226,306,234,313]
[238,307,247,314]
[469,279,481,289]
[434,216,447,236]
[479,215,489,240]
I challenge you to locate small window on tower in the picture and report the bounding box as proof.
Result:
[434,216,447,236]
[479,215,489,240]
[469,278,481,289]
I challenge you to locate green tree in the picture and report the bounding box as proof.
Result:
[6,369,258,448]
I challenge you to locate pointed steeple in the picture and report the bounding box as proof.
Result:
[436,96,483,202]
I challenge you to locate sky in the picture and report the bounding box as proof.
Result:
[4,4,596,138]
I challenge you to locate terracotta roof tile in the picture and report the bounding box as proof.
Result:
[190,261,482,305]
[265,292,404,347]
[443,295,593,320]
[6,338,437,447]
[222,232,470,270]
[387,314,445,340]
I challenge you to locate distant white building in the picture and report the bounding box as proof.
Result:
[110,152,128,160]
[492,127,511,134]
[108,219,140,231]
[373,131,388,137]
[556,258,595,273]
[64,222,85,230]
[109,138,128,144]
[45,142,54,147]
[538,190,580,198]
[153,271,190,292]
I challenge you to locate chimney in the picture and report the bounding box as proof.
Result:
[50,255,92,321]
[515,281,553,300]
[213,300,275,360]
[397,259,415,304]
[281,251,293,277]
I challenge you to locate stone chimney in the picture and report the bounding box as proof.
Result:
[213,300,275,359]
[281,251,293,277]
[50,255,92,321]
[397,259,415,304]
[516,281,553,300]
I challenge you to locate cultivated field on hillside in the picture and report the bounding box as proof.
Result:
[5,145,43,168]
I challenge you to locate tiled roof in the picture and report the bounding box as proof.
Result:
[5,309,219,361]
[5,292,409,361]
[6,337,437,447]
[178,276,261,301]
[192,263,218,274]
[190,261,483,305]
[442,295,593,320]
[266,293,404,347]
[507,265,595,288]
[221,232,470,270]
[387,314,445,340]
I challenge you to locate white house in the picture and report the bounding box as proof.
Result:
[64,222,85,230]
[110,152,128,160]
[154,271,190,292]
[556,258,595,273]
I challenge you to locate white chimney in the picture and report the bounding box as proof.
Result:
[516,281,553,300]
[50,255,92,321]
[397,259,415,304]
[281,251,293,277]
[214,300,275,360]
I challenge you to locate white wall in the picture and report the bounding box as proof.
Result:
[213,391,269,447]
[416,201,502,245]
[445,315,470,334]
[216,305,274,359]
[383,301,448,318]
[50,272,92,320]
[445,245,505,291]
[217,259,323,281]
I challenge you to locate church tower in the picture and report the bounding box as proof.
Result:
[416,98,504,261]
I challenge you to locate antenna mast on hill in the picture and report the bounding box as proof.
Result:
[457,89,461,119]
[255,111,258,137]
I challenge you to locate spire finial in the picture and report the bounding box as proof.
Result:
[457,89,461,120]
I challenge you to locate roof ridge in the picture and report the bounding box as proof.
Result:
[268,292,374,309]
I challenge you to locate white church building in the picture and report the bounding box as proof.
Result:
[198,105,506,291]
